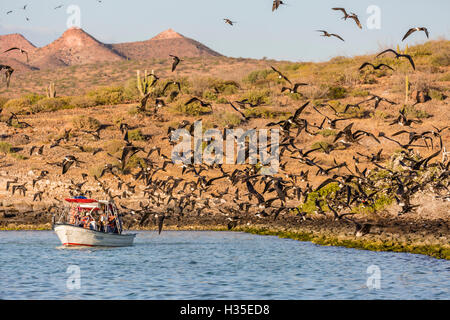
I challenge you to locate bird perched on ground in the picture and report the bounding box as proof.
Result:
[3,47,29,62]
[317,30,345,42]
[0,64,14,88]
[402,27,429,41]
[349,219,373,237]
[169,55,182,72]
[377,49,416,70]
[29,145,44,156]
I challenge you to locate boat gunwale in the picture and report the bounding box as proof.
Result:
[53,223,137,238]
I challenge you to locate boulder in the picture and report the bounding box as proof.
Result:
[412,89,431,104]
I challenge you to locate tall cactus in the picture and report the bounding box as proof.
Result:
[46,82,56,98]
[137,70,152,97]
[405,75,409,104]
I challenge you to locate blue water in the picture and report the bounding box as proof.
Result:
[0,231,449,299]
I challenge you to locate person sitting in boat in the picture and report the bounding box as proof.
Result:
[81,215,90,229]
[88,218,97,231]
[69,207,79,225]
[107,215,118,234]
[97,217,104,232]
[99,214,107,232]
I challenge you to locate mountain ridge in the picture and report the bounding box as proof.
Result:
[0,27,222,71]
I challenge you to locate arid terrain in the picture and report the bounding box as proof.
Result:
[0,30,449,258]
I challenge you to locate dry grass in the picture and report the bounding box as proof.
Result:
[0,40,448,216]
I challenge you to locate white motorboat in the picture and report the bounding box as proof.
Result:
[53,198,136,247]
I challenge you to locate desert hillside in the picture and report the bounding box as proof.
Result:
[0,40,449,257]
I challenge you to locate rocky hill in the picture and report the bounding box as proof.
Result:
[29,27,126,69]
[110,29,222,60]
[0,28,223,72]
[0,34,37,71]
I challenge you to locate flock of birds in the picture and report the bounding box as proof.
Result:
[1,3,448,237]
[4,1,104,20]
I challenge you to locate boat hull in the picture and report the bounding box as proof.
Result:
[54,224,136,247]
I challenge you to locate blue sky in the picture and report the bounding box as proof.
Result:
[0,0,449,62]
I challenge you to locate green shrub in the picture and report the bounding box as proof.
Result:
[318,129,336,137]
[244,69,272,84]
[128,105,139,115]
[31,97,71,113]
[217,97,228,104]
[285,92,303,100]
[69,96,98,109]
[203,90,218,101]
[72,115,101,131]
[351,89,370,97]
[2,94,44,114]
[429,89,446,101]
[244,107,289,119]
[216,113,242,127]
[123,78,141,101]
[241,89,271,105]
[87,86,127,105]
[326,86,347,99]
[106,140,124,154]
[403,105,431,119]
[431,52,450,67]
[213,80,240,95]
[352,195,394,214]
[311,141,333,153]
[298,182,340,214]
[123,155,146,173]
[25,93,46,105]
[0,142,12,154]
[0,96,9,109]
[128,129,145,141]
[172,100,212,116]
[440,73,450,81]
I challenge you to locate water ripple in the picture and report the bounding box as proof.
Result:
[0,231,449,299]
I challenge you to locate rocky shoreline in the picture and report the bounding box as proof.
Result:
[2,206,448,260]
